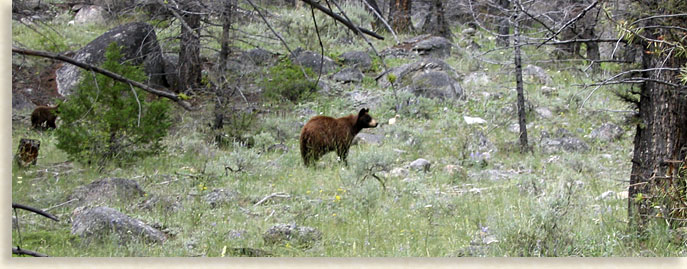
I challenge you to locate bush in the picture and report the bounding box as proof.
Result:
[55,43,172,167]
[260,59,318,103]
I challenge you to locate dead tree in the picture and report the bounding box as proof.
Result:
[388,0,412,33]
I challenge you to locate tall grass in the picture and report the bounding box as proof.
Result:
[11,3,686,257]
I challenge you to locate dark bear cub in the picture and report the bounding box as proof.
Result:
[31,104,59,130]
[300,108,378,166]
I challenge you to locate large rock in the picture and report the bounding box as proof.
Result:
[162,53,179,91]
[352,132,384,146]
[590,123,624,142]
[340,51,372,71]
[56,22,166,96]
[73,5,108,25]
[263,223,321,248]
[69,177,145,206]
[242,48,277,66]
[412,36,453,58]
[540,129,590,154]
[344,90,382,110]
[291,48,338,74]
[71,206,166,244]
[381,58,464,100]
[410,158,431,172]
[203,188,239,208]
[523,65,552,85]
[332,67,364,84]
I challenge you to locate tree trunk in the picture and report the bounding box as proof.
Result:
[497,0,510,46]
[513,10,529,153]
[421,0,452,39]
[177,0,202,93]
[628,2,687,228]
[628,43,687,230]
[219,0,234,72]
[388,0,412,33]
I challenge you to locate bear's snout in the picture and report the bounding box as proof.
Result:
[369,119,378,127]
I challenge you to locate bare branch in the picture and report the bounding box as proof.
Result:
[12,47,197,111]
[12,247,48,257]
[129,83,142,127]
[300,0,384,40]
[12,203,58,222]
[361,0,398,43]
[156,0,199,40]
[254,192,290,206]
[537,0,599,48]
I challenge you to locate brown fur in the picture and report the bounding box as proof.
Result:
[31,105,59,130]
[300,108,378,166]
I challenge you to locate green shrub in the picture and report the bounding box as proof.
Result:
[55,43,172,167]
[260,59,318,103]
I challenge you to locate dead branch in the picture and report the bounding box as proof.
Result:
[537,0,599,48]
[12,203,59,222]
[254,192,290,206]
[361,0,398,43]
[12,247,48,257]
[42,198,78,212]
[156,0,199,40]
[300,0,384,40]
[12,47,197,111]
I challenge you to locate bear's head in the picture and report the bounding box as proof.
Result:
[356,108,378,129]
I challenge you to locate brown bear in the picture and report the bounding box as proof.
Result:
[300,108,378,166]
[31,104,59,130]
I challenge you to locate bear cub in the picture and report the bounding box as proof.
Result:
[31,105,59,130]
[300,108,378,166]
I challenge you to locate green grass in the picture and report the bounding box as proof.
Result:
[11,4,687,258]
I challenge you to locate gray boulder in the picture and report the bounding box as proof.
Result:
[535,107,554,119]
[162,53,179,90]
[203,188,239,208]
[139,194,182,213]
[332,67,364,84]
[590,123,624,142]
[523,65,552,85]
[56,22,166,96]
[344,90,382,110]
[412,36,453,58]
[340,51,372,71]
[73,5,108,25]
[352,132,384,146]
[69,177,145,206]
[263,223,321,247]
[411,71,463,100]
[71,206,166,244]
[291,48,338,74]
[242,48,276,66]
[410,158,431,172]
[381,58,464,101]
[540,129,590,154]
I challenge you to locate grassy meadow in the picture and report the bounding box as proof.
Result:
[10,2,687,257]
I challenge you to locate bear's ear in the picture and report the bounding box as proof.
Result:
[358,108,369,116]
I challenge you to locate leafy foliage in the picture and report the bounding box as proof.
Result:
[260,58,318,103]
[55,43,171,167]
